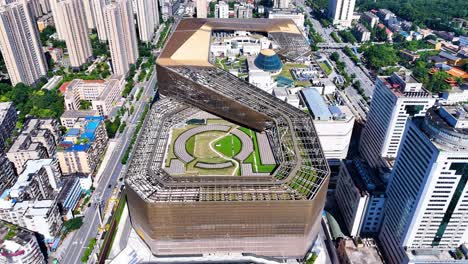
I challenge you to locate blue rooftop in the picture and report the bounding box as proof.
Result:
[301,89,331,120]
[60,116,103,152]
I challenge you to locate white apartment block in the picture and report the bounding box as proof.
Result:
[0,221,45,264]
[92,0,108,41]
[0,1,48,86]
[328,0,356,28]
[10,159,61,200]
[215,1,228,18]
[60,109,99,128]
[379,105,468,264]
[196,0,207,18]
[63,76,124,116]
[360,71,436,169]
[136,0,160,42]
[273,0,289,9]
[335,160,386,237]
[58,0,93,68]
[0,198,62,241]
[6,135,49,174]
[300,88,355,161]
[104,0,139,76]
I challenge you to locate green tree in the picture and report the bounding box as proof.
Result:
[362,44,398,69]
[426,71,451,92]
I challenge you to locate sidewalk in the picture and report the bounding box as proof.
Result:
[93,140,117,187]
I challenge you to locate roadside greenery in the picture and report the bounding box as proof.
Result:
[81,238,97,263]
[338,30,357,44]
[121,104,149,164]
[64,217,83,234]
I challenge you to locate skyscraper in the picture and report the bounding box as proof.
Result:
[0,1,48,86]
[196,0,207,18]
[136,0,159,42]
[359,71,435,169]
[48,0,66,40]
[92,0,107,41]
[104,0,138,75]
[274,0,289,9]
[58,0,93,68]
[82,0,95,29]
[328,0,356,28]
[379,105,468,264]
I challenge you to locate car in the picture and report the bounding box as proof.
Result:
[108,184,112,188]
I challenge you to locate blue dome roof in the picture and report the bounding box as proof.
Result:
[254,49,282,72]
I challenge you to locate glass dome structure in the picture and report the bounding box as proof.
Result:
[254,49,283,72]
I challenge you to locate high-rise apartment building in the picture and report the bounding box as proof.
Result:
[92,0,108,41]
[360,71,436,169]
[328,0,356,28]
[214,1,228,18]
[104,0,138,75]
[58,0,93,68]
[379,105,468,264]
[0,1,48,86]
[274,0,289,9]
[48,0,66,40]
[196,0,207,18]
[0,220,45,264]
[83,0,95,29]
[136,0,159,42]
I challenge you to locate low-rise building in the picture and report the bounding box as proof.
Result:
[62,76,124,117]
[57,177,82,220]
[300,88,355,161]
[0,220,45,264]
[335,160,386,237]
[0,197,62,241]
[361,11,379,28]
[399,49,421,62]
[6,135,49,174]
[0,102,17,153]
[60,109,100,128]
[352,23,370,42]
[440,84,468,104]
[234,5,252,19]
[337,238,384,264]
[21,118,60,156]
[57,116,108,175]
[10,159,61,201]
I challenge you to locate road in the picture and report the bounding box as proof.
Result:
[335,50,375,98]
[59,70,156,264]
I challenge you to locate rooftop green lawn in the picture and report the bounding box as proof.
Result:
[318,62,332,75]
[239,127,276,174]
[214,134,242,158]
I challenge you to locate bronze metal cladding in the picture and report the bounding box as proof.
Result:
[125,18,330,260]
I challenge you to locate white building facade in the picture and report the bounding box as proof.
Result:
[58,0,93,68]
[104,0,139,75]
[379,106,468,264]
[0,1,48,86]
[360,72,436,169]
[328,0,356,28]
[136,0,159,42]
